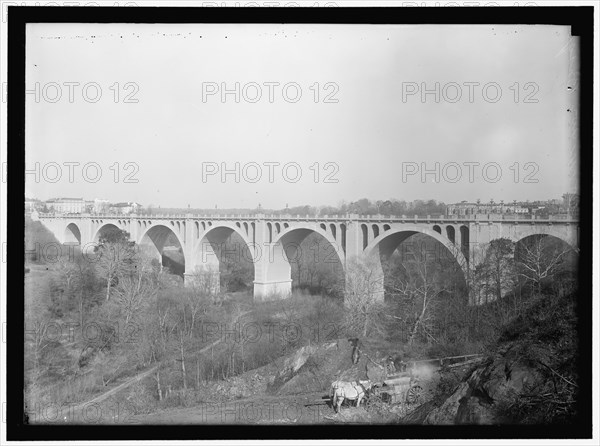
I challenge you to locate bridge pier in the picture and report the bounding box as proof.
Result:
[251,218,294,301]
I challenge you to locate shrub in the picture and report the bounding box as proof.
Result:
[125,381,157,415]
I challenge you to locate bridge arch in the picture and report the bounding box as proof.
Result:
[372,224,380,239]
[511,227,578,250]
[365,226,467,267]
[93,223,122,242]
[138,224,186,275]
[512,233,578,293]
[445,225,456,244]
[363,226,469,299]
[513,233,578,263]
[188,223,256,292]
[261,225,345,298]
[64,222,81,244]
[273,225,345,265]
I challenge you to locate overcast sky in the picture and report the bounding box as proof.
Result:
[25,23,578,209]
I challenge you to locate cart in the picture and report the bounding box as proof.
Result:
[371,353,484,406]
[374,367,424,405]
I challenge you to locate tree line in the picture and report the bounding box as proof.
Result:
[141,198,448,217]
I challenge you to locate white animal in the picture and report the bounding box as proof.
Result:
[330,379,372,413]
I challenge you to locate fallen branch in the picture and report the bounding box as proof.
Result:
[537,361,578,388]
[444,357,485,369]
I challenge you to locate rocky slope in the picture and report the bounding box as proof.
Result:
[203,337,392,401]
[403,292,579,425]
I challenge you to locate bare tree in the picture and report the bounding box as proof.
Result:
[52,256,78,293]
[94,228,136,300]
[386,247,450,345]
[146,289,179,399]
[176,327,188,390]
[343,256,386,337]
[112,263,158,327]
[185,267,219,338]
[517,236,574,295]
[27,319,52,383]
[474,238,518,304]
[73,258,96,334]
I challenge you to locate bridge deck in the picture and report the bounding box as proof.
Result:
[37,213,578,224]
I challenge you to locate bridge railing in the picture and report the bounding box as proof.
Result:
[36,212,578,224]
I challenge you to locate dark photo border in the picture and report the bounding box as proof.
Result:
[7,5,594,441]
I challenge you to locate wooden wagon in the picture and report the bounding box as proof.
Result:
[374,367,424,405]
[371,353,484,405]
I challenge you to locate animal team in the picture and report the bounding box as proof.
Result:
[329,339,408,413]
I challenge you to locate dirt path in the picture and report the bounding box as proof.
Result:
[138,389,412,425]
[140,391,337,425]
[75,365,160,409]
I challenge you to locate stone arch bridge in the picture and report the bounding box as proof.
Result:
[35,212,579,301]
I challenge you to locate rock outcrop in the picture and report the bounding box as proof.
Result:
[423,354,542,424]
[406,292,579,425]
